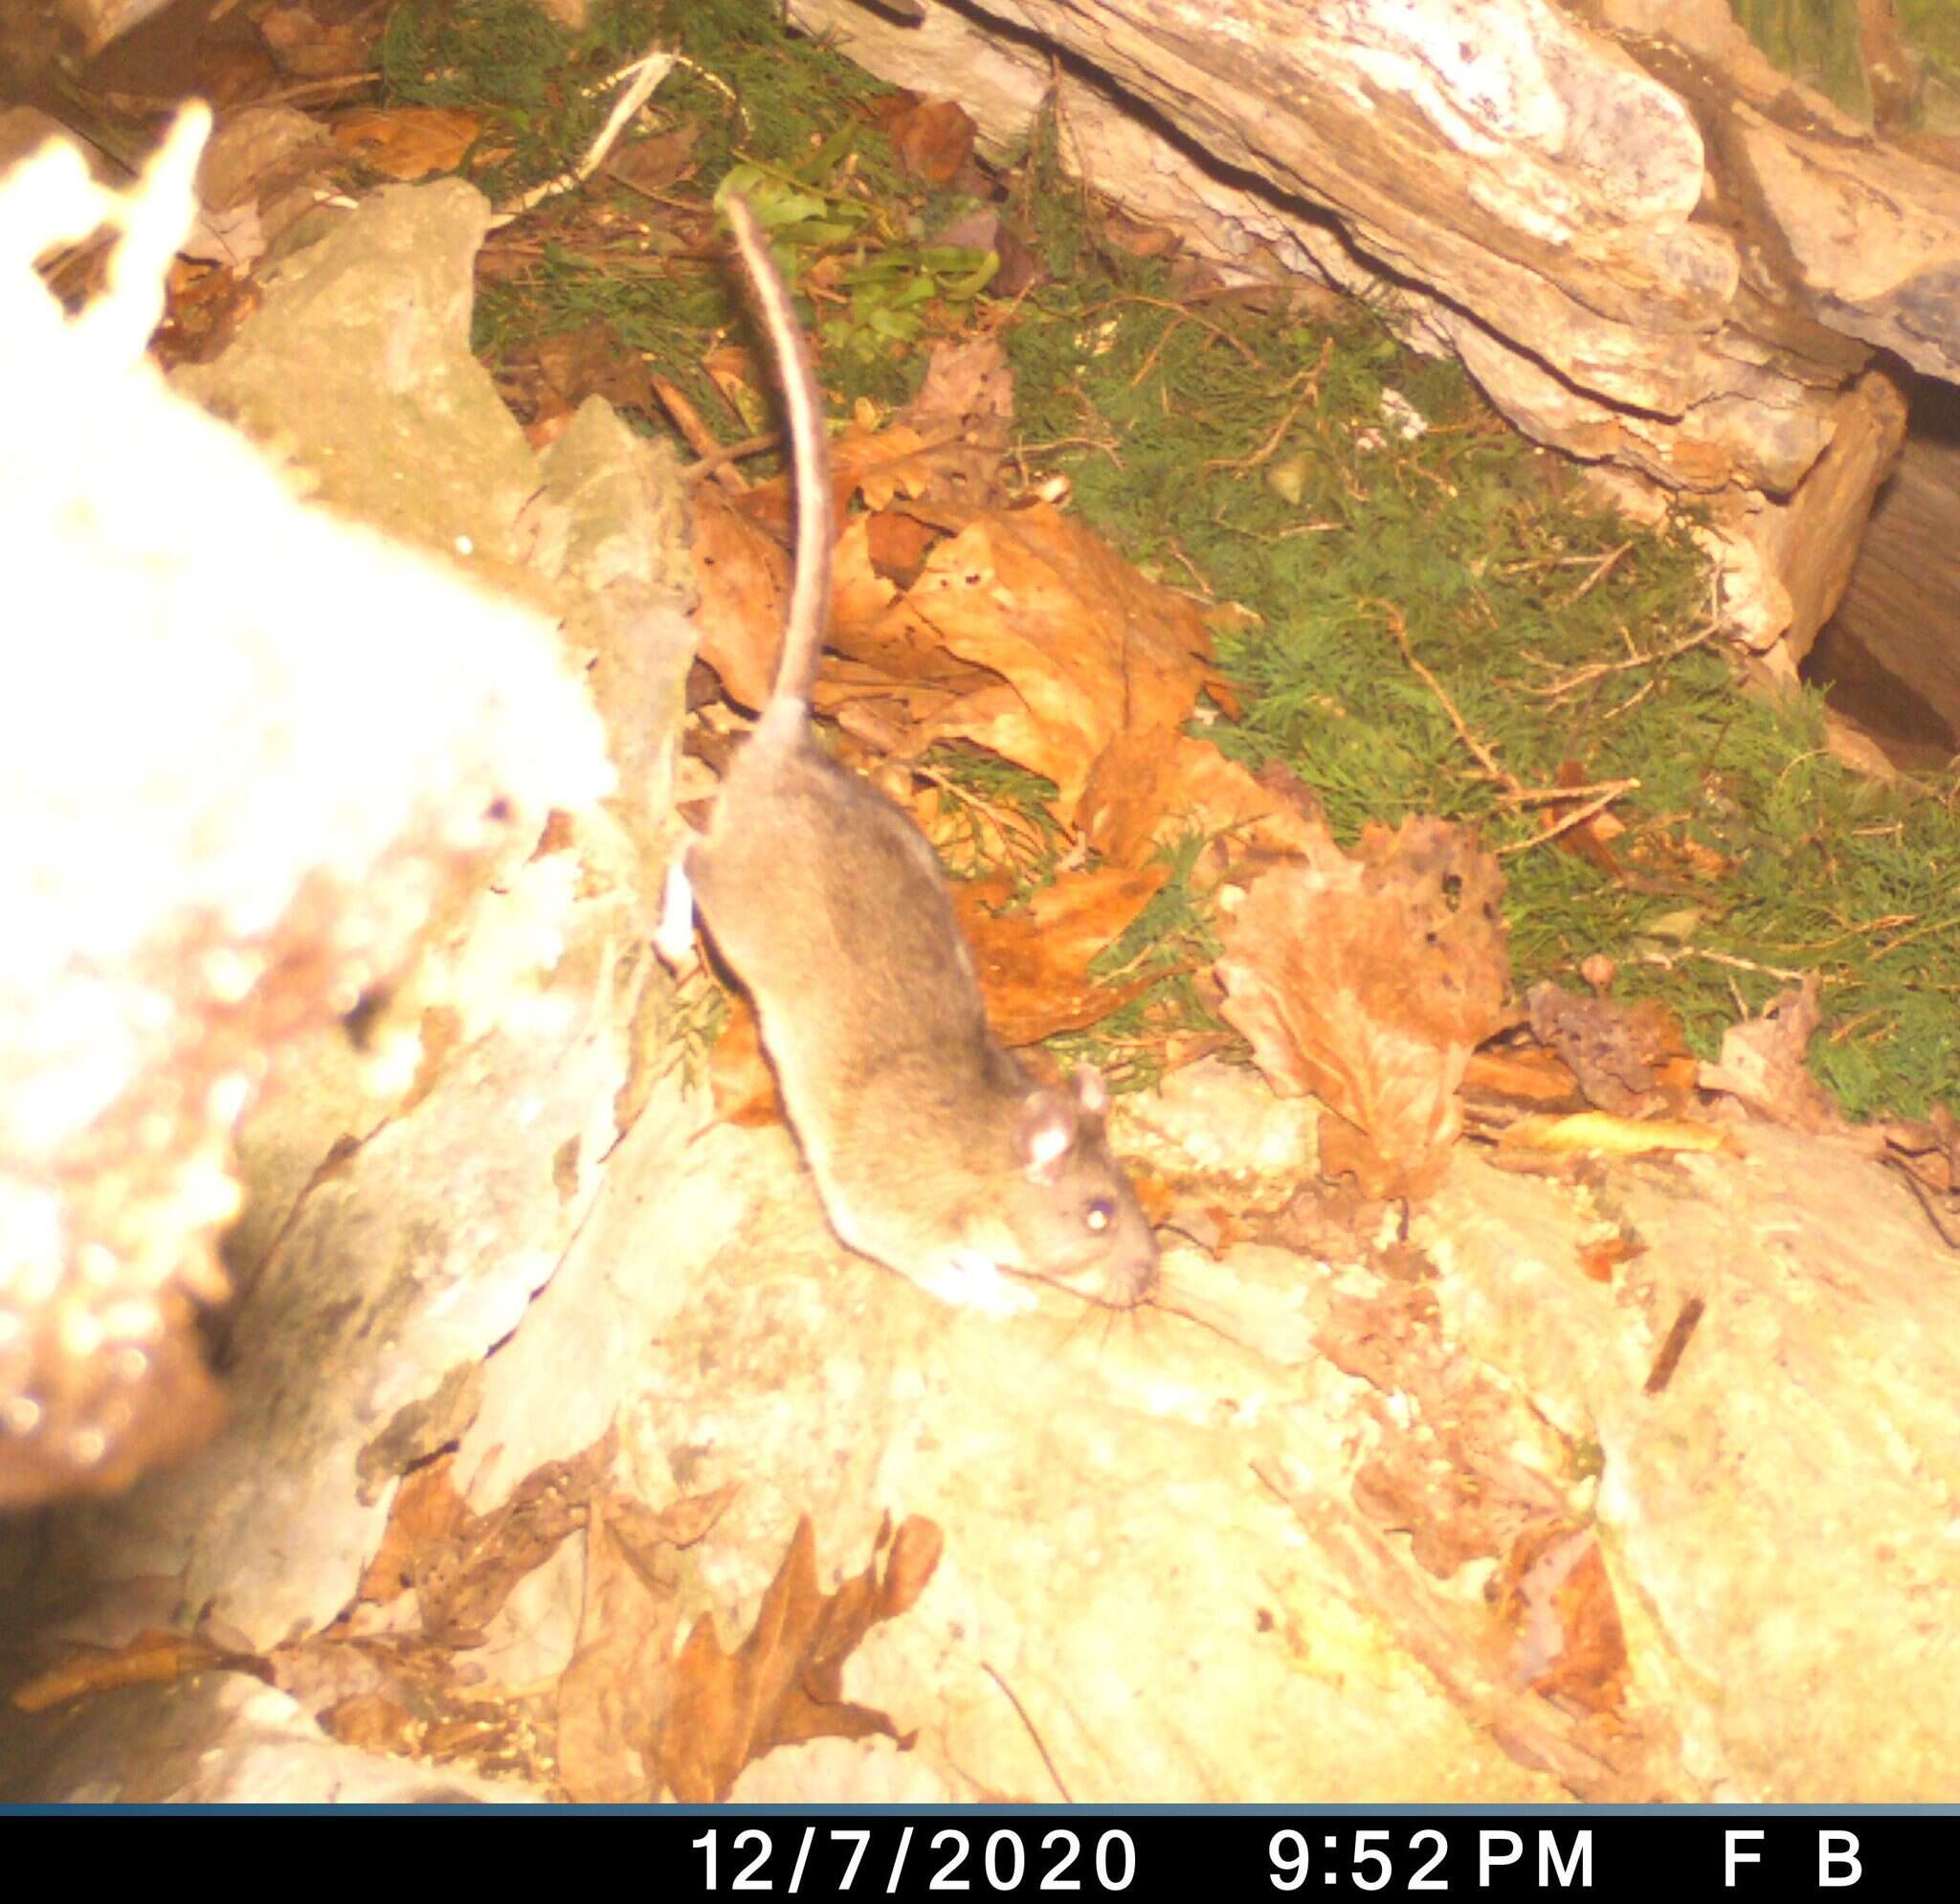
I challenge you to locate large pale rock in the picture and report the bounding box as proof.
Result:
[0,116,611,1512]
[791,0,1956,657]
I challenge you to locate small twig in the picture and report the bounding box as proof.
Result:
[1085,293,1264,369]
[1203,337,1331,473]
[1629,945,1810,983]
[1374,601,1651,857]
[911,766,1052,877]
[1521,616,1722,698]
[1125,315,1186,391]
[981,1662,1074,1803]
[490,45,678,226]
[1500,779,1636,806]
[1495,781,1639,858]
[1868,911,1960,962]
[654,376,748,495]
[680,428,782,483]
[1602,673,1664,723]
[235,70,384,110]
[1162,538,1216,599]
[1642,1295,1705,1395]
[1372,599,1515,789]
[1889,1162,1960,1251]
[1566,538,1635,603]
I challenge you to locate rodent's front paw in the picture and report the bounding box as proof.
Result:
[914,1251,1038,1318]
[653,859,698,969]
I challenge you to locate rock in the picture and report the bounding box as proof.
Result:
[0,114,610,1512]
[788,0,1959,665]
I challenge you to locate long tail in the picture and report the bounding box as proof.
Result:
[723,191,834,712]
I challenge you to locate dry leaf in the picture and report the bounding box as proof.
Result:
[689,483,795,712]
[322,1692,419,1755]
[953,862,1171,1044]
[1215,817,1510,1198]
[864,508,941,584]
[882,98,978,185]
[388,1435,615,1648]
[1526,981,1693,1116]
[1543,759,1624,874]
[830,417,946,514]
[1497,1527,1629,1716]
[260,0,379,77]
[908,503,1212,822]
[1497,1111,1730,1158]
[359,1452,469,1607]
[710,992,784,1127]
[825,517,988,695]
[887,337,1013,508]
[1697,974,1848,1135]
[1463,1042,1581,1106]
[557,1488,738,1803]
[1576,1232,1643,1283]
[651,1514,942,1803]
[1878,1106,1958,1198]
[534,318,653,415]
[1082,734,1327,871]
[331,108,482,180]
[607,123,700,192]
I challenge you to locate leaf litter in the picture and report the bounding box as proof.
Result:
[11,1428,939,1803]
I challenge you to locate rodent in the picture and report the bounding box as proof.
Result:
[654,192,1158,1314]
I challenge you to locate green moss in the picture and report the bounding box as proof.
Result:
[999,213,1960,1120]
[1727,0,1871,121]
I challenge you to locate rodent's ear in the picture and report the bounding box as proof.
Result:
[1014,1087,1081,1180]
[1071,1065,1110,1119]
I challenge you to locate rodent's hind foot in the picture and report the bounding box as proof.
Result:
[653,857,698,969]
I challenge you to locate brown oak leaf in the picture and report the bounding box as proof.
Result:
[652,1515,942,1803]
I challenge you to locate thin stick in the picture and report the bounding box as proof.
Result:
[1373,599,1514,788]
[1085,293,1264,369]
[981,1662,1074,1803]
[1630,946,1809,982]
[1495,781,1638,858]
[489,46,678,226]
[1204,338,1331,473]
[654,376,749,495]
[681,429,783,483]
[1522,616,1723,697]
[1567,539,1635,602]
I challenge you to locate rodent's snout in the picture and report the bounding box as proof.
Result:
[1102,1234,1161,1310]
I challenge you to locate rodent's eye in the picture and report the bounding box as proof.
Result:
[1085,1198,1115,1234]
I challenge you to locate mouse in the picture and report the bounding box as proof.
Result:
[653,191,1158,1315]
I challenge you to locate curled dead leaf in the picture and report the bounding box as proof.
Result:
[1697,974,1848,1136]
[710,992,784,1128]
[1215,817,1510,1198]
[1526,982,1694,1117]
[1496,1527,1629,1717]
[1497,1111,1732,1158]
[331,107,483,180]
